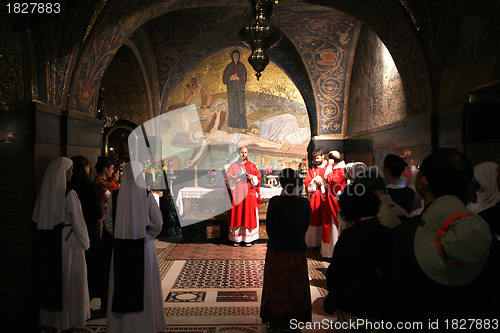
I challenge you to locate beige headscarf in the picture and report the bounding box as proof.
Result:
[467,161,500,214]
[32,157,73,230]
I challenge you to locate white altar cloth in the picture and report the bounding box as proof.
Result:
[175,186,283,216]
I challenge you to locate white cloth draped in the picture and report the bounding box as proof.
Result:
[114,162,150,239]
[467,161,500,214]
[345,162,368,181]
[377,194,408,229]
[38,181,91,329]
[105,161,166,333]
[32,157,73,229]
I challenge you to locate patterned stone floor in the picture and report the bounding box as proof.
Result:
[77,239,335,332]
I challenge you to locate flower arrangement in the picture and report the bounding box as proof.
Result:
[207,170,217,186]
[263,167,273,183]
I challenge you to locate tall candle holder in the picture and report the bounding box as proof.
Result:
[298,157,308,197]
[194,166,198,187]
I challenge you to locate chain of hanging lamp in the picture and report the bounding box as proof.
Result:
[239,0,282,80]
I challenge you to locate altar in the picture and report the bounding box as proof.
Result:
[175,186,283,221]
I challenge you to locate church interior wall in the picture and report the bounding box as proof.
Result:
[0,103,102,330]
[100,46,151,127]
[344,24,430,165]
[1,1,500,329]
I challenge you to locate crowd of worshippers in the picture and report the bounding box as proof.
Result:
[32,147,500,332]
[261,147,500,331]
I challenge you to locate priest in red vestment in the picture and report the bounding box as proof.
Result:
[225,146,261,246]
[304,148,334,249]
[321,150,346,258]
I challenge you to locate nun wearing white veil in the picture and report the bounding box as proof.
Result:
[105,161,165,333]
[33,157,90,332]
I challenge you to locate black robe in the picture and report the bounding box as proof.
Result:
[223,60,248,129]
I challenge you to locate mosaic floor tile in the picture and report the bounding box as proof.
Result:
[173,260,264,289]
[164,326,217,333]
[160,259,175,280]
[165,306,260,317]
[166,291,206,303]
[166,243,267,260]
[158,243,176,279]
[216,291,258,303]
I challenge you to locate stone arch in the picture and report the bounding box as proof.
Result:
[66,0,243,114]
[304,0,434,116]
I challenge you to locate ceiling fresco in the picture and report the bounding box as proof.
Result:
[69,0,360,137]
[1,0,433,138]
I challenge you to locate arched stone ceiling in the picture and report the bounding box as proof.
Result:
[304,0,433,115]
[69,0,365,137]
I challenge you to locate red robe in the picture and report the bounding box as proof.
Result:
[323,165,346,242]
[304,165,330,229]
[225,160,261,230]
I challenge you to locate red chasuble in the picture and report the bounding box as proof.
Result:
[323,166,346,242]
[304,165,330,228]
[225,160,261,230]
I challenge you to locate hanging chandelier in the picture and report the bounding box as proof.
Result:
[239,0,282,80]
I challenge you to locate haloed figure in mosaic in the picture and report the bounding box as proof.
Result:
[225,146,261,246]
[261,168,312,329]
[223,49,248,132]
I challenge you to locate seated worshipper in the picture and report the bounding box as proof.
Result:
[324,183,394,325]
[354,169,409,229]
[184,107,283,169]
[68,155,106,318]
[385,148,492,322]
[104,162,166,333]
[248,113,310,145]
[33,157,90,332]
[260,168,312,330]
[383,154,415,213]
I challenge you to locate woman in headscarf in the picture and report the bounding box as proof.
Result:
[33,157,90,332]
[260,168,312,330]
[344,162,368,184]
[467,161,500,215]
[466,163,500,317]
[104,162,165,333]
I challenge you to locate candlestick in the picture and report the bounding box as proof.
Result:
[194,166,198,187]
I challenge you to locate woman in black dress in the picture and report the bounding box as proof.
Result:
[260,168,312,331]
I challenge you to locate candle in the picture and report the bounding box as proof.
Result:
[194,166,198,187]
